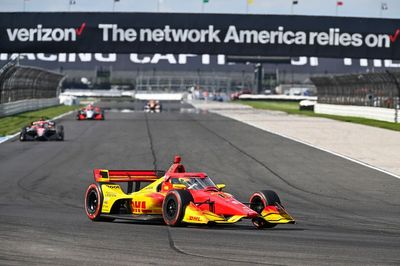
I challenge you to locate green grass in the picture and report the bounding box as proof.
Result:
[0,105,79,136]
[238,100,400,132]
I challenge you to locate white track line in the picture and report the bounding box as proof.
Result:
[0,110,75,144]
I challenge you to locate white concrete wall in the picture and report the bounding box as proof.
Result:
[0,98,59,117]
[315,103,398,123]
[134,93,184,101]
[239,94,317,101]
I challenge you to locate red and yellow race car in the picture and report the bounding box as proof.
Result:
[84,156,295,228]
[77,104,105,120]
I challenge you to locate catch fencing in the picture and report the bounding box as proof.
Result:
[311,71,400,108]
[0,60,64,116]
[311,71,400,122]
[0,61,64,104]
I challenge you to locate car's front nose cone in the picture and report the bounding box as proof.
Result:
[37,128,45,137]
[248,210,259,218]
[86,110,94,118]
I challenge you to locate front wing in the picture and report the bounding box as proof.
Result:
[182,202,295,225]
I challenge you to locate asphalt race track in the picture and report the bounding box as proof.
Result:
[0,101,399,265]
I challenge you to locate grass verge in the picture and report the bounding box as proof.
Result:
[238,100,400,132]
[0,105,79,136]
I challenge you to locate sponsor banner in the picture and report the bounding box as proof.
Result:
[0,12,399,59]
[1,53,399,74]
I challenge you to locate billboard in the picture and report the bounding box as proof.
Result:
[1,53,399,74]
[0,12,399,59]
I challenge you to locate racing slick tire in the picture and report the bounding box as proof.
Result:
[56,125,64,141]
[162,190,193,226]
[249,190,281,229]
[84,183,114,222]
[19,128,27,141]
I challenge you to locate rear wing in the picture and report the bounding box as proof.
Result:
[93,169,165,183]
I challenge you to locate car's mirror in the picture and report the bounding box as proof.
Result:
[216,184,226,191]
[172,184,186,190]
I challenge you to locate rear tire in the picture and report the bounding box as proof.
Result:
[85,183,113,222]
[19,128,27,141]
[249,190,281,229]
[57,125,64,141]
[162,190,193,226]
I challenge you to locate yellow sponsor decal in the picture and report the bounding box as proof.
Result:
[101,184,130,213]
[182,203,209,224]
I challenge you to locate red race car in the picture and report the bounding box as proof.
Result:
[77,104,105,120]
[84,156,295,229]
[144,100,162,113]
[20,118,64,141]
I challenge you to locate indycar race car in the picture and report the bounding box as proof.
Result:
[144,100,162,113]
[84,156,295,228]
[77,104,105,120]
[20,118,64,141]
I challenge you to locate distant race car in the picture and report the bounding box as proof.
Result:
[230,89,252,101]
[77,104,105,120]
[20,118,64,141]
[144,100,162,113]
[84,155,295,228]
[299,100,316,111]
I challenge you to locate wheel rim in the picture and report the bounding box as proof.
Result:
[87,189,98,215]
[252,218,266,229]
[250,197,265,214]
[166,198,177,219]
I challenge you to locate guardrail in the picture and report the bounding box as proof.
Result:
[0,98,59,117]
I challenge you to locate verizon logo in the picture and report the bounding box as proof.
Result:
[6,23,86,42]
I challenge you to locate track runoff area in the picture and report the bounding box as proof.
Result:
[0,101,398,265]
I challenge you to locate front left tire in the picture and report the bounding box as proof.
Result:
[162,190,193,226]
[249,190,281,229]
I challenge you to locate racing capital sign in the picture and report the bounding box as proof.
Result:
[0,12,399,59]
